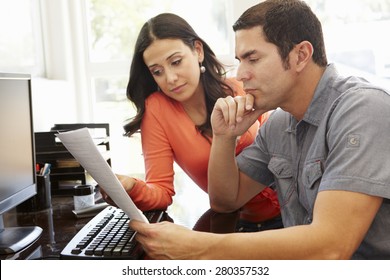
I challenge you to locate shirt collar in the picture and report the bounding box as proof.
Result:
[301,63,339,127]
[286,64,339,131]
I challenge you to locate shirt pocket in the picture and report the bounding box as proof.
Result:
[268,157,294,207]
[302,160,323,212]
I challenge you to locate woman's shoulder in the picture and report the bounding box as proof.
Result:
[144,91,184,123]
[146,91,169,103]
[145,91,177,110]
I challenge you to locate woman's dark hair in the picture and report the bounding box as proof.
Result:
[233,0,328,69]
[124,13,233,137]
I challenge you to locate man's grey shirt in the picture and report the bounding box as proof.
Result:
[236,64,390,259]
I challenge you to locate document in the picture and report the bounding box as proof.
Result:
[56,128,149,223]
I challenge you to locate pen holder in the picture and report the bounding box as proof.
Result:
[17,174,52,212]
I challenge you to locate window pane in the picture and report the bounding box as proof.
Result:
[85,0,231,62]
[91,76,141,173]
[92,76,134,126]
[307,0,390,80]
[0,0,39,73]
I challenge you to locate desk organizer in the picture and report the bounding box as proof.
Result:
[35,123,111,196]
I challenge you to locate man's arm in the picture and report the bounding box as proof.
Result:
[130,190,382,259]
[208,95,267,212]
[213,190,382,259]
[208,140,267,212]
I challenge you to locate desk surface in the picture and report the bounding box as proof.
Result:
[2,178,238,260]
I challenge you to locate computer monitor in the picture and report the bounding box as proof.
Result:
[0,73,42,255]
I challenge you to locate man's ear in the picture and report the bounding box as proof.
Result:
[294,41,313,72]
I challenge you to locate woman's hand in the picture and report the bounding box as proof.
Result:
[99,174,136,206]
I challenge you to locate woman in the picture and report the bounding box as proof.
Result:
[103,13,282,232]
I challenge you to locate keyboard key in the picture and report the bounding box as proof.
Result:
[71,248,82,254]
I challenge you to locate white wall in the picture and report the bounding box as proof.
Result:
[31,78,77,132]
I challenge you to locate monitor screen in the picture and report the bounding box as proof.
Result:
[0,73,42,255]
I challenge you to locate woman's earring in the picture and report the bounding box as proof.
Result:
[200,63,206,73]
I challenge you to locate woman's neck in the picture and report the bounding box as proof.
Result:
[181,84,207,126]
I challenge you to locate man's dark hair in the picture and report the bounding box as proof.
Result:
[233,0,328,68]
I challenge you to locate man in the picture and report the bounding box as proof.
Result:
[130,0,390,259]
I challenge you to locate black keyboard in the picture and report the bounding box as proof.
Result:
[60,206,165,259]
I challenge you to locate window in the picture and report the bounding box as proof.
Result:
[0,0,44,76]
[85,0,231,63]
[306,0,390,84]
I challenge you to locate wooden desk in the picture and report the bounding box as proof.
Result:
[1,180,238,260]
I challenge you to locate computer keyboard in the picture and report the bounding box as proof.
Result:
[60,206,165,259]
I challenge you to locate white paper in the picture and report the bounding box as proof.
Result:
[56,128,149,223]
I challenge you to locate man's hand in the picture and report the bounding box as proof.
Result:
[211,94,265,137]
[129,220,208,260]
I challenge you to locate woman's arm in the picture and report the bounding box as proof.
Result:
[126,95,177,211]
